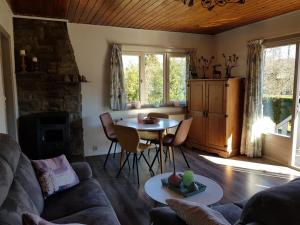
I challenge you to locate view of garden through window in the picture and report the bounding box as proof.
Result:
[122,52,187,106]
[263,44,296,136]
[169,56,187,102]
[122,55,140,103]
[145,54,164,105]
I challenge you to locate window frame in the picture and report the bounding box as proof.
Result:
[122,49,188,107]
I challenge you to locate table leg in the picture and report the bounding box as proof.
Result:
[120,149,124,168]
[159,130,163,173]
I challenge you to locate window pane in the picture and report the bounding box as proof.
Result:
[262,44,296,136]
[145,54,164,105]
[169,56,187,102]
[122,55,140,103]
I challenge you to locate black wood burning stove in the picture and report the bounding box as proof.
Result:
[18,112,70,159]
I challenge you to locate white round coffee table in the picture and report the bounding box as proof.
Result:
[144,172,223,205]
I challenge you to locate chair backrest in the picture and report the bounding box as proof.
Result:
[114,125,139,153]
[148,112,169,119]
[99,112,116,140]
[172,117,193,146]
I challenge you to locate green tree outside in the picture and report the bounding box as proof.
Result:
[124,62,139,103]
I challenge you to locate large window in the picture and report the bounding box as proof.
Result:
[122,51,187,107]
[262,44,297,136]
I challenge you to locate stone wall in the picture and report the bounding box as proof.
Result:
[14,18,84,156]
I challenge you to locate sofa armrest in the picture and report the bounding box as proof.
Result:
[149,207,186,225]
[71,162,92,181]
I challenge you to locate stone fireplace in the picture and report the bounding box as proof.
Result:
[13,18,84,157]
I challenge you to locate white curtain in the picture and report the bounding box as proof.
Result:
[110,44,127,110]
[240,40,264,157]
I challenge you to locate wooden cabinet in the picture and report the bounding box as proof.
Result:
[187,78,244,158]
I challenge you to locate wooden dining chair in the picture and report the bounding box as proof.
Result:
[139,112,169,157]
[150,117,193,171]
[139,112,169,141]
[99,112,118,168]
[114,125,154,185]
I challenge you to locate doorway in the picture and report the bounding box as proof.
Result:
[0,26,17,139]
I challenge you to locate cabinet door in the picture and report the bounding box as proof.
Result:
[188,81,206,146]
[206,81,227,150]
[189,81,205,112]
[188,111,206,146]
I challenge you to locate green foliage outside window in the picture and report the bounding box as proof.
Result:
[145,54,164,105]
[123,53,187,105]
[169,57,186,102]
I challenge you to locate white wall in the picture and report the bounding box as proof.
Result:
[214,10,300,165]
[215,10,300,77]
[68,23,214,156]
[0,0,14,134]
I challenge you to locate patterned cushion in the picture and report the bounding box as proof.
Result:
[166,199,230,225]
[22,213,84,225]
[32,155,79,198]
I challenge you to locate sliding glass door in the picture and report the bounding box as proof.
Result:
[262,41,300,168]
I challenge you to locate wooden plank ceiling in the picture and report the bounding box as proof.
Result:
[6,0,300,34]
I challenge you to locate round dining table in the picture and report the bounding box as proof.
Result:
[117,118,179,173]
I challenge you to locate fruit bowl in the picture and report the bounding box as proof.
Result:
[161,172,206,197]
[142,117,160,124]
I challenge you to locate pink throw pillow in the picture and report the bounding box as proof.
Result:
[32,155,79,198]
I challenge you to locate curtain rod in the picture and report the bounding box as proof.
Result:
[114,43,193,51]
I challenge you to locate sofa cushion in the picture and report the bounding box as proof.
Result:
[52,207,120,225]
[239,177,300,225]
[0,134,22,206]
[212,203,243,225]
[15,154,44,213]
[42,178,111,220]
[0,134,44,225]
[32,155,79,198]
[166,199,230,225]
[0,180,40,225]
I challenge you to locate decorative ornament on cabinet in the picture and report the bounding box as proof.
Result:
[223,53,239,78]
[212,64,222,79]
[199,56,214,78]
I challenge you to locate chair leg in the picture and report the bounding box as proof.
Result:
[127,152,131,169]
[135,153,140,185]
[103,141,113,168]
[149,148,160,170]
[179,146,190,168]
[165,146,169,162]
[133,153,136,170]
[116,152,131,177]
[141,152,154,176]
[138,153,142,160]
[171,147,176,172]
[113,142,117,158]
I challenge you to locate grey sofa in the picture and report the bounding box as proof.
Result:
[0,134,120,225]
[150,176,300,225]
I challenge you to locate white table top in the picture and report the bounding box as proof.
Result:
[144,172,223,205]
[117,118,179,131]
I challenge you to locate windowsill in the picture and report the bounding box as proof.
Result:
[262,132,291,139]
[126,105,187,113]
[126,103,187,111]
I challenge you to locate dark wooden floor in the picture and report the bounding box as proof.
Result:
[86,147,299,225]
